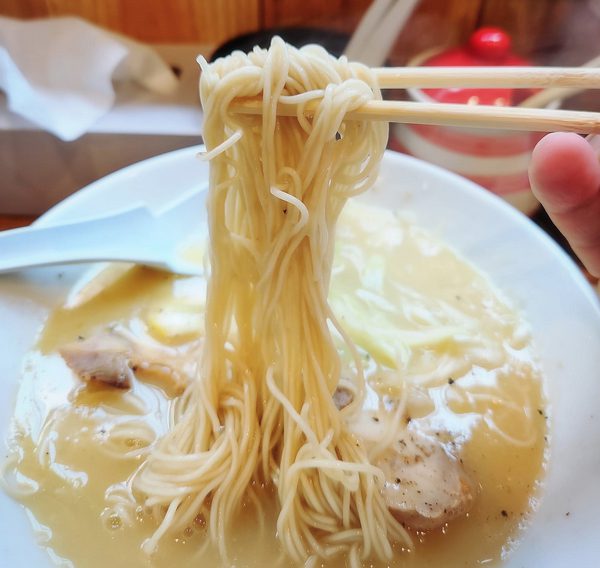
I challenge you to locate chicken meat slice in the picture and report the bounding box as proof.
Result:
[59,330,193,392]
[60,333,134,388]
[334,385,475,531]
[376,428,475,530]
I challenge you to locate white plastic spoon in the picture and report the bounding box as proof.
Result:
[0,184,207,276]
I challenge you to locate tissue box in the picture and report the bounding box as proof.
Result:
[0,44,206,216]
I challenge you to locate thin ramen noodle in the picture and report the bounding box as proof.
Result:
[133,37,404,564]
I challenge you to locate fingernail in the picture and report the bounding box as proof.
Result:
[585,134,600,153]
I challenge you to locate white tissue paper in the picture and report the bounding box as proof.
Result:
[0,16,178,141]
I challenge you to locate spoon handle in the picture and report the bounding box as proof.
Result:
[0,207,171,274]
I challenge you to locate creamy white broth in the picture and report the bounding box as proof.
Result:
[4,202,547,567]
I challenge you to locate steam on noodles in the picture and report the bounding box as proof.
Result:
[132,37,406,564]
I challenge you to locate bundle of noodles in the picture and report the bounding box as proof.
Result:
[133,37,411,564]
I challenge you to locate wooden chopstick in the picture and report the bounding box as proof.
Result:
[373,66,600,89]
[519,55,600,108]
[232,99,600,134]
[230,66,600,133]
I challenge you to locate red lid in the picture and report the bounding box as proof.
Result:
[420,27,534,106]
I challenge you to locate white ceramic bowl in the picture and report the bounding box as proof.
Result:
[1,148,599,567]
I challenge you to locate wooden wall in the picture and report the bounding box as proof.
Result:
[0,0,576,62]
[0,0,263,44]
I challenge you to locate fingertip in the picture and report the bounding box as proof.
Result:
[529,132,600,214]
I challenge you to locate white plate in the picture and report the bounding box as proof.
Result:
[1,147,599,567]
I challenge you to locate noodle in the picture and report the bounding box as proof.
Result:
[132,37,409,563]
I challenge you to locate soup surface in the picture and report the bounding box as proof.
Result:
[3,202,547,567]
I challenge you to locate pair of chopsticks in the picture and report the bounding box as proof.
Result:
[233,66,600,134]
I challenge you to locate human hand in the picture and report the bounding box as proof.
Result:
[529,133,600,278]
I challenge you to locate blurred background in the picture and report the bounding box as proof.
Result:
[1,0,599,235]
[3,0,599,67]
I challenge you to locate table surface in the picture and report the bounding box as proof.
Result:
[0,215,33,231]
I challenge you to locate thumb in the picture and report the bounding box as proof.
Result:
[529,132,600,278]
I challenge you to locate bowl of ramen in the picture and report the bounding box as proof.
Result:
[1,39,600,568]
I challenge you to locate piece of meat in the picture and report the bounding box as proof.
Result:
[59,330,193,393]
[335,384,475,531]
[60,334,135,388]
[332,385,354,410]
[376,429,475,530]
